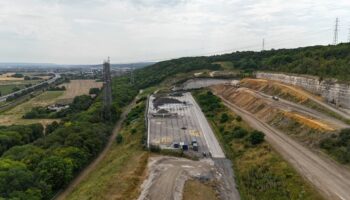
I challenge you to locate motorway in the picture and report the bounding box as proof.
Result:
[216,92,350,200]
[0,73,60,102]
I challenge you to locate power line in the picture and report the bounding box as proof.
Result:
[333,17,339,45]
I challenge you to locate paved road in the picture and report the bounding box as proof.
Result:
[55,98,136,200]
[188,93,225,158]
[217,93,350,200]
[0,73,61,102]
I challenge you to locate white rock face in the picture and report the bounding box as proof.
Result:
[256,72,350,109]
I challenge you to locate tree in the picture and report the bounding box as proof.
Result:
[35,156,74,191]
[116,134,123,144]
[0,159,37,198]
[249,131,265,145]
[220,113,229,123]
[89,88,100,95]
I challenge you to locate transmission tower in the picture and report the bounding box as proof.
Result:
[333,17,339,45]
[348,26,350,43]
[103,57,112,121]
[262,38,265,51]
[130,67,135,85]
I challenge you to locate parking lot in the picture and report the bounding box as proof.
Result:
[147,92,225,158]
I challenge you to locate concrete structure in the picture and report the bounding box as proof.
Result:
[257,72,350,110]
[147,92,225,158]
[174,78,239,91]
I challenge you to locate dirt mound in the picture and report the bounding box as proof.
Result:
[212,84,334,132]
[240,78,318,103]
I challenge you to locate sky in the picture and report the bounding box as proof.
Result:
[0,0,349,64]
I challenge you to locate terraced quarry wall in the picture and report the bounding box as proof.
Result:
[256,72,350,109]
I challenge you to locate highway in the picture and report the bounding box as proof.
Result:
[0,73,60,102]
[217,93,350,200]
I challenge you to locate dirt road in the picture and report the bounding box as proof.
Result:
[138,156,240,200]
[55,98,136,200]
[217,93,350,200]
[247,87,349,129]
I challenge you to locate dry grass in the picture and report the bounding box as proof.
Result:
[211,85,335,132]
[182,180,219,200]
[284,112,334,131]
[0,73,24,81]
[58,80,102,103]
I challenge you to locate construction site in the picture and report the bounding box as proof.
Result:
[147,92,225,158]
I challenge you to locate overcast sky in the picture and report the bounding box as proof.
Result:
[0,0,349,64]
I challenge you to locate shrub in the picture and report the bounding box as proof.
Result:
[236,116,242,122]
[116,134,123,144]
[220,113,229,123]
[249,131,265,145]
[232,127,248,139]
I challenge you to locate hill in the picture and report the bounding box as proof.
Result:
[136,43,350,82]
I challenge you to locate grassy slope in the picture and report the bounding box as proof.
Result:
[0,91,63,125]
[193,90,323,200]
[66,100,148,200]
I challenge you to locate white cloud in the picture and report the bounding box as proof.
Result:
[0,0,349,64]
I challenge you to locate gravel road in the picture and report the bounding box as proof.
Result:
[217,93,350,200]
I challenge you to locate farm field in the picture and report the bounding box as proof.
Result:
[0,79,102,125]
[0,91,63,125]
[58,80,103,103]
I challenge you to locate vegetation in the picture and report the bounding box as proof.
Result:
[11,73,24,78]
[193,90,323,200]
[47,86,66,91]
[0,124,44,156]
[209,43,350,81]
[0,76,139,199]
[183,180,219,200]
[136,43,350,82]
[320,128,350,164]
[66,100,148,200]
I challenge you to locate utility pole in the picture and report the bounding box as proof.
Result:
[333,17,339,45]
[262,38,265,51]
[103,57,112,121]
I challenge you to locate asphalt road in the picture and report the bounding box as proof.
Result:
[217,93,350,200]
[188,93,225,158]
[0,73,61,102]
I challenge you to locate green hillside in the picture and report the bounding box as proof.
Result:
[136,43,350,81]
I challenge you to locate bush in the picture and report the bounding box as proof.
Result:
[232,127,248,139]
[89,88,100,95]
[149,144,161,153]
[249,131,265,145]
[236,116,242,122]
[116,134,123,144]
[220,113,229,123]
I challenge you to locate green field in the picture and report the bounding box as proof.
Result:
[193,90,323,200]
[0,91,63,125]
[0,84,26,96]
